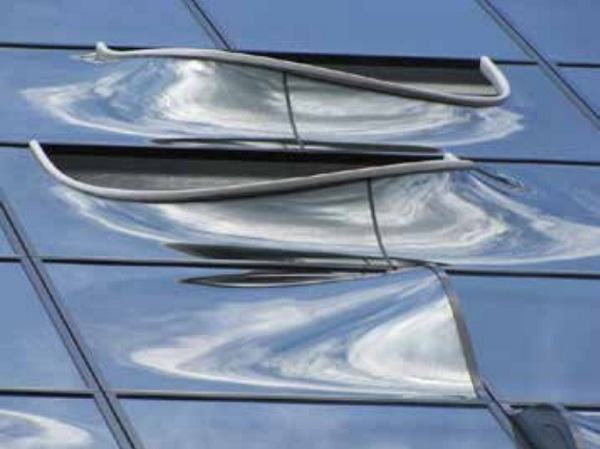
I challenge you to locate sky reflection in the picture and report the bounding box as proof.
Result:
[24,57,294,140]
[51,266,474,399]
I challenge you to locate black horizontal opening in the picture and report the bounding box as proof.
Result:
[256,52,499,96]
[44,143,443,192]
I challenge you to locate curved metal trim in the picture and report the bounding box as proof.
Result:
[95,42,511,108]
[29,140,474,203]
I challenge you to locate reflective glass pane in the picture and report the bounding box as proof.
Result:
[0,0,214,47]
[563,68,600,115]
[0,48,294,146]
[571,412,600,449]
[49,264,475,399]
[288,65,599,162]
[0,228,13,256]
[0,263,84,389]
[0,397,117,449]
[452,275,600,403]
[489,0,600,63]
[123,400,514,449]
[200,0,526,60]
[373,163,600,272]
[0,148,380,261]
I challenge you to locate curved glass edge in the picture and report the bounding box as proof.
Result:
[47,264,476,400]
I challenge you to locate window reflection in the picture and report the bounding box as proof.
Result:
[123,400,514,449]
[0,397,117,449]
[23,58,294,141]
[50,265,474,399]
[374,169,600,268]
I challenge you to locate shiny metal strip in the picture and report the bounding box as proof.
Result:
[94,42,511,107]
[29,140,473,202]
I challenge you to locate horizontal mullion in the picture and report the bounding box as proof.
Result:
[447,267,600,280]
[0,387,94,398]
[114,389,487,408]
[41,256,387,272]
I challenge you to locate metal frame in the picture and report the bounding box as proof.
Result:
[93,42,511,107]
[0,191,144,449]
[474,0,599,126]
[29,140,472,202]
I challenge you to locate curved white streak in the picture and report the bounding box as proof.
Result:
[290,77,524,146]
[375,172,600,265]
[22,58,522,146]
[23,59,292,139]
[47,167,600,265]
[572,413,600,449]
[53,182,378,255]
[115,272,474,398]
[0,410,92,449]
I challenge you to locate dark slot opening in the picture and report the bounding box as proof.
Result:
[45,143,443,192]
[256,52,497,96]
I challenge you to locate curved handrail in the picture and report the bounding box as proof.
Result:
[94,42,510,108]
[29,140,474,203]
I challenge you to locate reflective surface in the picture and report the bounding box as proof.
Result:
[0,228,13,256]
[0,148,379,260]
[571,412,600,449]
[49,265,475,399]
[489,0,600,63]
[373,163,600,272]
[452,275,600,403]
[0,0,214,47]
[200,0,526,59]
[0,397,117,449]
[0,263,84,389]
[123,400,514,449]
[0,48,293,146]
[288,65,600,161]
[563,68,600,115]
[0,49,596,162]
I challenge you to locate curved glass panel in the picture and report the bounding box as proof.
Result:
[48,265,475,399]
[0,148,380,260]
[287,66,599,161]
[0,397,117,449]
[0,263,84,389]
[0,49,293,146]
[0,0,214,48]
[571,412,600,449]
[373,163,600,271]
[453,275,600,403]
[123,400,514,449]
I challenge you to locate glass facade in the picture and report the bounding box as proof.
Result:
[0,1,598,448]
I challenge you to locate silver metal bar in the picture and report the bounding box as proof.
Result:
[29,140,474,203]
[95,42,511,108]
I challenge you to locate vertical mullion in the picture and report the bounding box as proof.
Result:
[181,0,232,49]
[475,0,600,127]
[282,72,305,151]
[0,191,144,449]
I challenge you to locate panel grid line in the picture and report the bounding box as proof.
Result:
[0,192,145,449]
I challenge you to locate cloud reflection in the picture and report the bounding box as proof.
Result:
[54,182,381,257]
[22,55,521,147]
[572,413,600,449]
[0,409,92,448]
[23,58,293,140]
[374,170,600,266]
[287,76,523,146]
[75,269,474,398]
[49,167,600,267]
